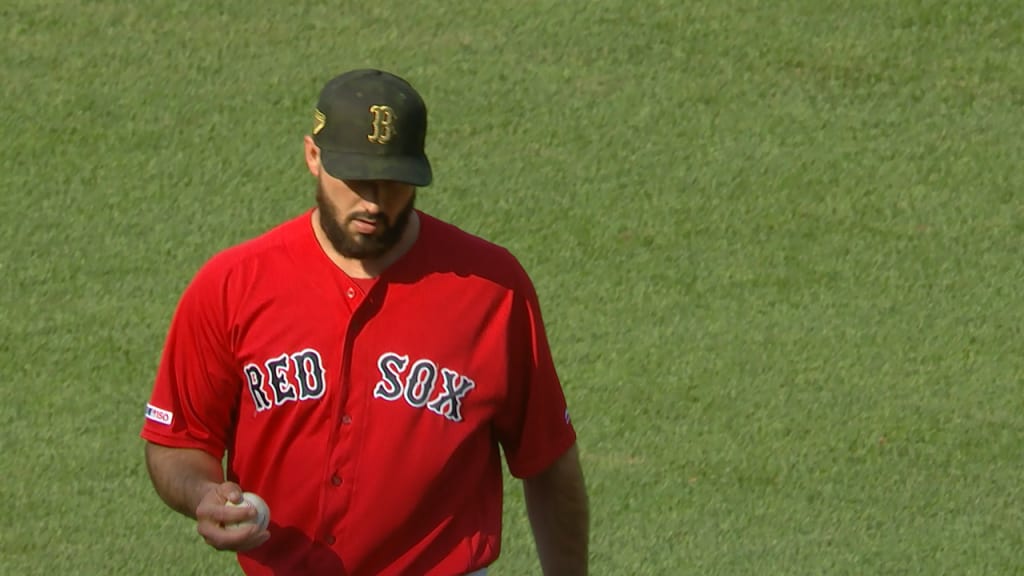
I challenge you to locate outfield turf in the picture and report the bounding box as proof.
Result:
[2,1,1023,574]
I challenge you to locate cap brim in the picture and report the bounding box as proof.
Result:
[320,150,432,187]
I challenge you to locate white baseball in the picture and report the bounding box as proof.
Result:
[225,491,271,531]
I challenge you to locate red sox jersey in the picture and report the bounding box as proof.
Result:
[140,210,576,575]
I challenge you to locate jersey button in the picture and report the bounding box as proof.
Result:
[346,287,355,298]
[331,474,343,486]
[341,415,352,425]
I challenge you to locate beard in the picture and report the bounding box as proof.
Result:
[316,180,415,260]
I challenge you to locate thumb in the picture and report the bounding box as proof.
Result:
[217,481,245,505]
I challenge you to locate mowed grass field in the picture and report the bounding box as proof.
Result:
[3,0,1023,574]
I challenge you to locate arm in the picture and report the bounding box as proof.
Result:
[523,443,589,576]
[144,442,223,518]
[144,442,269,550]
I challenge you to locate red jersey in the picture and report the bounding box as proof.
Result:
[141,210,576,575]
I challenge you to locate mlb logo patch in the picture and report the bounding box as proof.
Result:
[145,403,173,426]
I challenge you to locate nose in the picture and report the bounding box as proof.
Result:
[359,181,380,203]
[348,179,406,211]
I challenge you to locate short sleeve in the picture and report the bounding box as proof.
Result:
[494,263,577,479]
[140,262,241,459]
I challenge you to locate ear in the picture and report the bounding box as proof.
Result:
[303,135,321,177]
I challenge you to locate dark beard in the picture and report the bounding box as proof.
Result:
[316,181,415,260]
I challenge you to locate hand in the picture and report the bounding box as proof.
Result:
[195,482,271,551]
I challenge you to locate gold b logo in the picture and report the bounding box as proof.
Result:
[367,105,396,144]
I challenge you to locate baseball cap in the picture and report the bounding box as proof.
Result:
[312,69,432,187]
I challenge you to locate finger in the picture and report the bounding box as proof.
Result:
[198,484,255,524]
[218,502,258,526]
[236,529,272,552]
[197,500,254,526]
[199,520,264,551]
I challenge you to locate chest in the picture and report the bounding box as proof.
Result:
[229,274,514,433]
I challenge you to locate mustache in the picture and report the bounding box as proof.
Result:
[347,212,390,227]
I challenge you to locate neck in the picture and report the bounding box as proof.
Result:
[311,209,420,279]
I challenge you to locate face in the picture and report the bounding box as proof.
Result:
[315,173,416,260]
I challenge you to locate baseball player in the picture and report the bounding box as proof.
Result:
[140,69,589,575]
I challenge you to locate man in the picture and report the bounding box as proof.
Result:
[140,69,589,576]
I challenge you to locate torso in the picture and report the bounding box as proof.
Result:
[142,210,575,575]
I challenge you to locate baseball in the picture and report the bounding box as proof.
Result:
[225,491,271,531]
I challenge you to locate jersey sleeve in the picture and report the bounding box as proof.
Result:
[494,262,577,479]
[140,261,241,459]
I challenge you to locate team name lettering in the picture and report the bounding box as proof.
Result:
[374,352,476,422]
[243,348,327,412]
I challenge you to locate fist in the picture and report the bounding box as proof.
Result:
[195,482,271,551]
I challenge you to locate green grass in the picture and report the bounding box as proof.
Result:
[3,0,1023,574]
